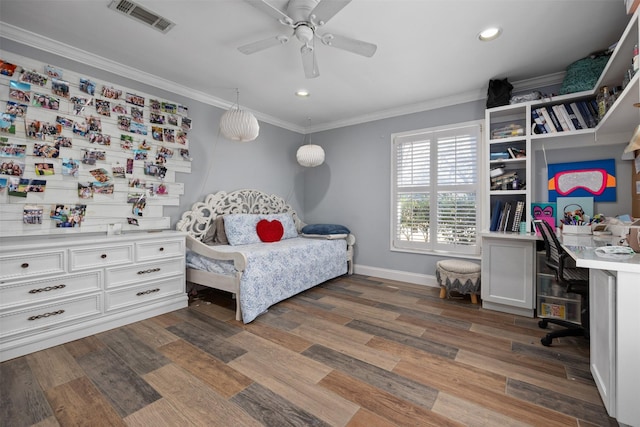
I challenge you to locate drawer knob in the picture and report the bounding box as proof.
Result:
[100,254,107,259]
[136,288,160,296]
[28,309,65,321]
[137,267,161,275]
[21,263,29,269]
[159,247,164,252]
[29,284,66,294]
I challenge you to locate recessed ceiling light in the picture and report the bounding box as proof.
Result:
[295,90,310,97]
[478,27,501,41]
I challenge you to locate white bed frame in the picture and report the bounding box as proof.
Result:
[176,189,355,321]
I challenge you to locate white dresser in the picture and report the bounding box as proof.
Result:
[0,230,187,362]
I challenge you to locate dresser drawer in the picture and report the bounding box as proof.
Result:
[136,238,184,262]
[69,244,134,271]
[0,271,102,309]
[0,294,102,339]
[104,276,184,312]
[0,250,66,283]
[105,257,184,289]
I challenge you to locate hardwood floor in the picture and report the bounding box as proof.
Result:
[1,275,618,427]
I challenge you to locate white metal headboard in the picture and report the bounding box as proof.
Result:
[176,189,304,240]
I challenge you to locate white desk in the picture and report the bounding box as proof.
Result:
[561,235,640,427]
[480,232,540,317]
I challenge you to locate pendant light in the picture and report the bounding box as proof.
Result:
[219,89,259,142]
[296,119,324,167]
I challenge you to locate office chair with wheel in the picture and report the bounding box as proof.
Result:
[533,220,589,346]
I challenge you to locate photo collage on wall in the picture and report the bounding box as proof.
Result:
[0,56,193,231]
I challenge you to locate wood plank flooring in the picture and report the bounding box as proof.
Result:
[0,275,618,427]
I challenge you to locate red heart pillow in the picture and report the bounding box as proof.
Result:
[256,219,284,243]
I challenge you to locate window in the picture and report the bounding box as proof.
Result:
[391,121,482,255]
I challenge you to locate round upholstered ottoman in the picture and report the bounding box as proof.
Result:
[436,259,481,304]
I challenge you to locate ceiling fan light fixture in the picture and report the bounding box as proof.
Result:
[295,89,310,97]
[295,24,314,43]
[478,27,502,41]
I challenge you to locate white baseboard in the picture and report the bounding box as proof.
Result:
[353,264,439,288]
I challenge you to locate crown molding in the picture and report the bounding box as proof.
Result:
[306,89,487,133]
[306,73,566,133]
[0,22,304,134]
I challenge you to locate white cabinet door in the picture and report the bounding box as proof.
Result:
[481,237,535,316]
[589,269,616,416]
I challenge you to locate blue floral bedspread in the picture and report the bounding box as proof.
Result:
[187,237,347,323]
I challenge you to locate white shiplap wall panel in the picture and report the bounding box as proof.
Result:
[0,51,192,237]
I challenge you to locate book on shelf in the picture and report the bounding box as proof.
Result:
[576,100,597,128]
[511,200,525,232]
[546,107,563,132]
[531,109,549,134]
[500,202,513,232]
[552,105,571,131]
[558,104,576,131]
[587,99,600,124]
[568,102,587,129]
[539,107,557,132]
[507,147,525,158]
[490,200,502,231]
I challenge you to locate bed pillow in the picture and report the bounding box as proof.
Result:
[223,214,262,245]
[214,216,229,245]
[201,218,217,245]
[261,213,298,239]
[301,224,351,235]
[256,219,284,242]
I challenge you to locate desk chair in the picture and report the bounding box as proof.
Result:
[533,220,590,346]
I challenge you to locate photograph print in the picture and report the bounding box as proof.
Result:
[0,60,17,76]
[50,204,86,228]
[0,142,26,158]
[1,160,25,176]
[0,113,16,134]
[78,182,93,199]
[126,92,145,107]
[35,162,55,176]
[31,93,60,110]
[79,78,96,95]
[51,78,70,98]
[101,85,122,99]
[20,69,48,86]
[70,96,92,115]
[9,80,31,103]
[95,99,111,117]
[23,205,44,225]
[44,65,63,79]
[62,158,80,177]
[6,101,28,117]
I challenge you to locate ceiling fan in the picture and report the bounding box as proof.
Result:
[238,0,377,78]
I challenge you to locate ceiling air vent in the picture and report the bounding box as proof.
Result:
[108,0,175,34]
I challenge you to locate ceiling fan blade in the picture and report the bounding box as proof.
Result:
[320,33,377,57]
[238,35,289,54]
[243,0,294,25]
[301,45,319,79]
[309,0,352,26]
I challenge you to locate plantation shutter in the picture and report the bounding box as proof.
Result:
[392,122,480,255]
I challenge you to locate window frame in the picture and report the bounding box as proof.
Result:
[390,120,484,256]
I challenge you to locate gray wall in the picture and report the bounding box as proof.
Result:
[533,139,632,218]
[302,101,486,275]
[1,38,306,222]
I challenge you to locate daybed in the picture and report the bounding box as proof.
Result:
[176,189,355,323]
